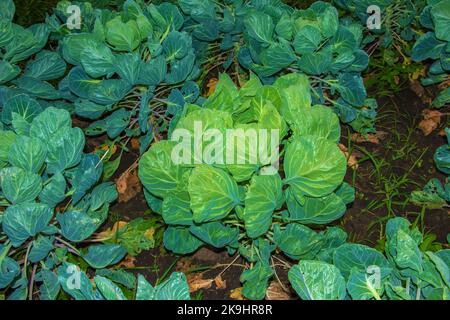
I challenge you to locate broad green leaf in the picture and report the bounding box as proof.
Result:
[337,73,367,106]
[29,235,54,263]
[71,154,103,203]
[291,105,340,142]
[333,243,390,278]
[83,244,127,269]
[39,173,66,207]
[285,189,346,224]
[39,270,60,300]
[136,272,190,300]
[0,130,17,167]
[29,107,71,141]
[2,203,52,247]
[347,269,383,300]
[162,191,193,226]
[240,261,273,300]
[163,226,203,254]
[45,127,85,174]
[274,73,311,124]
[0,257,20,289]
[243,174,283,238]
[2,94,42,125]
[139,140,185,198]
[274,223,324,260]
[188,165,240,223]
[80,43,115,78]
[412,32,446,61]
[0,60,20,84]
[57,211,101,242]
[0,167,42,204]
[106,16,141,51]
[24,50,66,81]
[288,260,346,300]
[189,222,239,248]
[431,0,450,42]
[244,12,274,45]
[284,136,346,198]
[293,25,323,55]
[96,269,136,290]
[94,276,126,300]
[8,136,46,173]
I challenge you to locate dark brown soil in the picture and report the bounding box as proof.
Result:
[341,86,449,247]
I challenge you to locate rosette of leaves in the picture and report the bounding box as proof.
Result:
[334,0,424,47]
[412,0,450,108]
[288,217,449,300]
[177,0,377,134]
[0,105,116,299]
[139,72,356,299]
[0,104,187,300]
[412,127,450,208]
[55,267,190,300]
[0,0,71,109]
[45,0,202,161]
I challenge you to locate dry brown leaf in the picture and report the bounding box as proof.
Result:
[229,287,245,300]
[206,78,218,97]
[116,169,142,203]
[130,138,140,150]
[338,144,359,170]
[117,255,136,268]
[95,221,128,240]
[410,80,425,98]
[214,275,227,290]
[265,281,291,300]
[419,109,442,136]
[176,258,194,272]
[187,273,213,293]
[350,131,388,144]
[410,80,433,104]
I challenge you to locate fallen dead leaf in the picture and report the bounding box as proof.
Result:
[116,169,142,203]
[419,109,442,136]
[339,144,359,170]
[206,78,218,97]
[214,275,227,290]
[410,80,432,105]
[437,79,450,91]
[187,273,213,293]
[229,287,245,300]
[350,131,388,144]
[95,221,128,240]
[130,138,140,150]
[410,80,425,98]
[117,255,136,269]
[265,281,291,300]
[176,258,194,272]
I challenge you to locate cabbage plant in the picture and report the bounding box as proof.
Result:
[139,72,354,299]
[139,72,449,300]
[289,217,449,300]
[178,0,377,134]
[45,0,202,156]
[334,0,423,47]
[412,0,450,108]
[0,104,191,300]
